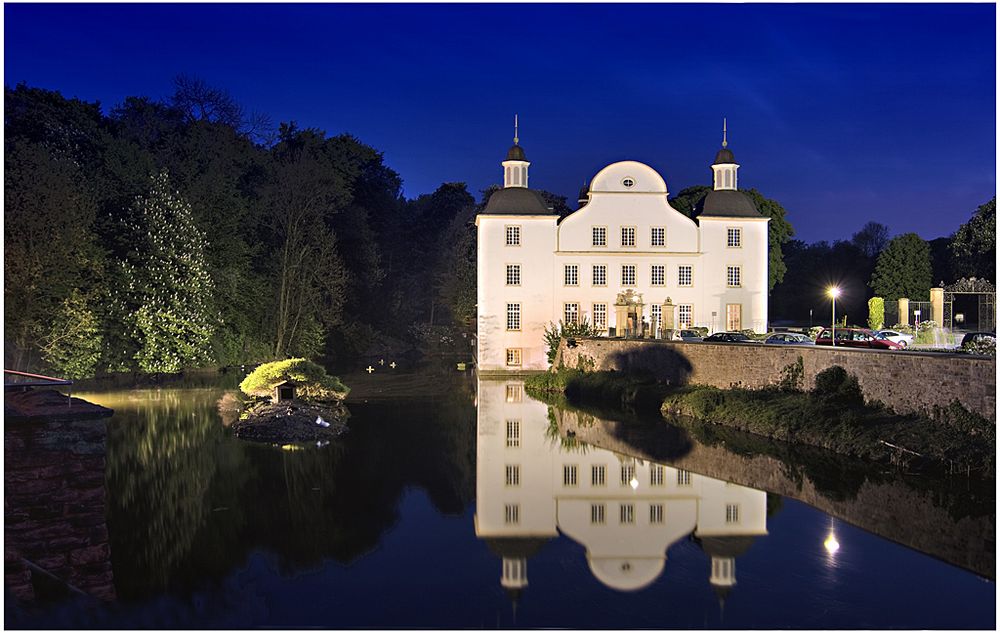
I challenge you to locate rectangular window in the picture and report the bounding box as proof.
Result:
[593,303,608,330]
[621,226,636,247]
[591,503,606,524]
[679,305,693,328]
[621,464,635,486]
[650,465,664,486]
[727,227,742,248]
[592,464,606,487]
[564,264,579,286]
[592,226,607,247]
[650,504,664,524]
[563,465,578,487]
[727,266,742,288]
[506,264,521,286]
[651,227,665,247]
[678,265,692,287]
[505,225,520,246]
[505,464,520,487]
[726,303,742,331]
[620,503,635,524]
[677,469,692,486]
[564,303,580,325]
[726,503,740,524]
[505,504,520,525]
[505,349,522,367]
[651,264,665,286]
[592,264,607,286]
[651,304,661,331]
[506,419,521,447]
[506,303,521,331]
[621,265,636,286]
[505,385,522,403]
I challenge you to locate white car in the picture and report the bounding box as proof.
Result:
[876,329,914,348]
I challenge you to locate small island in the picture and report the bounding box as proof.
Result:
[232,358,351,443]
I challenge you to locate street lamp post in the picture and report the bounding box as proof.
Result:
[827,287,841,346]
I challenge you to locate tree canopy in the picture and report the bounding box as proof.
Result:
[950,197,995,282]
[870,233,933,301]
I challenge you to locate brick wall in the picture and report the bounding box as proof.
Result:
[556,338,996,421]
[4,419,116,601]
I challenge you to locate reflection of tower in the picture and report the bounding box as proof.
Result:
[474,379,557,607]
[484,537,548,611]
[697,535,758,614]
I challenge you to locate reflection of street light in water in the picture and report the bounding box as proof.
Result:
[824,517,840,555]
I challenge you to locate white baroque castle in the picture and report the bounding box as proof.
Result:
[476,122,770,372]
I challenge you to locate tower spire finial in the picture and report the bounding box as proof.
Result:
[722,117,728,148]
[514,114,519,145]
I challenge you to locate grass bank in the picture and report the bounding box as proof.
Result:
[525,368,672,412]
[661,366,994,476]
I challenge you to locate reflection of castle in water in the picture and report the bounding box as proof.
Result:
[474,379,767,602]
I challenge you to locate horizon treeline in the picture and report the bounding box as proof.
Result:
[5,79,500,376]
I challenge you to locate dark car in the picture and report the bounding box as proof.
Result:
[704,332,754,343]
[961,332,995,348]
[815,328,900,350]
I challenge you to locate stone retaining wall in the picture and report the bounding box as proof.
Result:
[556,338,996,420]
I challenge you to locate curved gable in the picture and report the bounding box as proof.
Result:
[590,161,668,194]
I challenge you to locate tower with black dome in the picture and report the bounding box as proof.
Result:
[503,115,530,188]
[712,118,739,191]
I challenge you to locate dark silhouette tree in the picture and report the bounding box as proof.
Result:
[870,233,933,301]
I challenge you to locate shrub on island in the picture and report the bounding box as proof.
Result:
[239,358,350,402]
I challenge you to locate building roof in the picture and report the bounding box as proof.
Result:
[483,187,555,215]
[713,147,736,165]
[698,535,758,558]
[483,536,551,559]
[696,190,763,218]
[506,144,527,161]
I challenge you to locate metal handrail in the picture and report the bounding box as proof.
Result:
[4,369,74,406]
[4,369,74,386]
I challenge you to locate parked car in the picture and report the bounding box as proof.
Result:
[876,329,914,348]
[704,332,754,343]
[815,328,901,350]
[764,332,815,346]
[678,329,704,342]
[960,332,996,348]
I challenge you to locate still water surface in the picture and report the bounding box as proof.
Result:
[5,369,994,628]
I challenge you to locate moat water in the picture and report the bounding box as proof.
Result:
[4,367,995,629]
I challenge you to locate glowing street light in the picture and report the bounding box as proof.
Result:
[827,287,841,346]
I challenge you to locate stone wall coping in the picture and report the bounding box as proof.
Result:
[566,336,995,363]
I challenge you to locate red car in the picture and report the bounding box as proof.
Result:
[815,328,901,350]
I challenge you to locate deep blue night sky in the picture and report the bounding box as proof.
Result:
[4,3,995,243]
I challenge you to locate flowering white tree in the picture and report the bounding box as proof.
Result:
[115,171,216,373]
